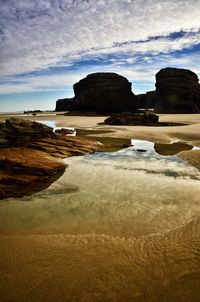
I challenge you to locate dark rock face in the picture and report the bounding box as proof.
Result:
[104,112,159,126]
[136,91,156,109]
[73,73,137,114]
[55,98,74,111]
[64,111,104,116]
[155,67,200,113]
[146,91,156,108]
[136,94,146,108]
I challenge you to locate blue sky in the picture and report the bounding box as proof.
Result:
[0,0,200,112]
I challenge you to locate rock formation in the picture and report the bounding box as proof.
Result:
[136,91,156,109]
[146,91,156,108]
[104,112,159,126]
[0,118,53,148]
[28,135,100,158]
[154,142,193,156]
[55,128,75,135]
[55,98,74,111]
[136,94,146,108]
[0,148,67,199]
[0,118,99,199]
[155,67,200,113]
[72,73,137,114]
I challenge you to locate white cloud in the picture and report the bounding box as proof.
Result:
[0,0,200,78]
[0,73,86,94]
[1,50,199,96]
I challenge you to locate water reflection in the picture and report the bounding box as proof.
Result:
[0,140,200,237]
[38,120,76,136]
[1,139,200,302]
[131,139,196,156]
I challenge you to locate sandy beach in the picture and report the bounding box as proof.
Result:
[1,0,200,300]
[1,112,200,145]
[1,217,200,302]
[1,112,200,166]
[0,112,200,302]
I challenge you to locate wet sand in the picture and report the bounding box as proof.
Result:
[0,218,200,302]
[0,112,200,301]
[1,112,200,143]
[1,111,200,163]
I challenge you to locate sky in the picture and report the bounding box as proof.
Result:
[0,0,200,112]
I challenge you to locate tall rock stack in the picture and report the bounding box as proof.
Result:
[155,67,200,113]
[72,73,137,114]
[136,94,146,108]
[136,91,156,109]
[146,91,156,108]
[55,98,74,111]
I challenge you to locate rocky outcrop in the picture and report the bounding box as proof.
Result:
[0,118,53,148]
[73,73,137,114]
[136,91,156,109]
[154,142,193,156]
[155,67,200,113]
[146,91,156,108]
[55,98,74,111]
[104,112,159,126]
[28,135,100,158]
[0,148,67,199]
[0,118,99,199]
[136,94,146,108]
[55,128,75,135]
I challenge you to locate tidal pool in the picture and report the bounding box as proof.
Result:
[38,120,76,135]
[1,139,200,302]
[0,139,199,237]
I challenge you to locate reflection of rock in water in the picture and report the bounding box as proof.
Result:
[42,181,79,195]
[154,142,193,156]
[0,218,200,302]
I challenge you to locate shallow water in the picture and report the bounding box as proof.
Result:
[1,140,200,301]
[1,140,199,237]
[38,120,76,135]
[1,113,57,117]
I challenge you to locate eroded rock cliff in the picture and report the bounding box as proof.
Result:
[73,72,137,113]
[155,67,200,113]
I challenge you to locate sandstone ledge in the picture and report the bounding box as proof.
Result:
[0,118,100,199]
[0,148,67,199]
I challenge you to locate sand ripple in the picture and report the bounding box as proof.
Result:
[1,143,200,301]
[0,218,200,302]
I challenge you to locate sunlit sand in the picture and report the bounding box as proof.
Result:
[0,112,200,302]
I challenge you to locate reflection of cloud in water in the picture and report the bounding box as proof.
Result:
[0,140,200,237]
[78,140,200,180]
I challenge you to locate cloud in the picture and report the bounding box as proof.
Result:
[1,48,199,97]
[0,73,85,94]
[0,0,200,79]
